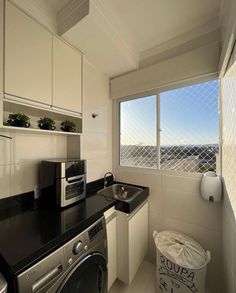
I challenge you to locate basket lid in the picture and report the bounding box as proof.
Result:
[153,230,210,269]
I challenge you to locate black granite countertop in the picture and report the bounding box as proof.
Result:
[0,177,149,292]
[0,179,117,277]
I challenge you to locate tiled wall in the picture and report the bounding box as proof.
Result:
[81,58,112,182]
[221,59,236,293]
[114,170,222,293]
[0,131,67,198]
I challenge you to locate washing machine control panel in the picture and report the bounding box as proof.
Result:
[63,217,105,266]
[88,221,103,241]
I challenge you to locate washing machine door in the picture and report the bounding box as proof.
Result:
[58,253,107,293]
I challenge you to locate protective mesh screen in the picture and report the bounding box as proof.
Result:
[160,80,219,173]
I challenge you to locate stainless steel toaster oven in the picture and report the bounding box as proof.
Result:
[40,159,86,207]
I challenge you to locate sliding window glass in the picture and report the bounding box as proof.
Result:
[119,95,157,168]
[160,80,219,173]
[118,80,219,173]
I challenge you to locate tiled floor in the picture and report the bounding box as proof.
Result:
[109,261,156,293]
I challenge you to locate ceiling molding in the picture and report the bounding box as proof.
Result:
[219,0,226,27]
[219,20,236,77]
[89,0,139,68]
[91,0,137,58]
[140,29,220,68]
[57,0,89,36]
[218,0,236,77]
[140,17,220,65]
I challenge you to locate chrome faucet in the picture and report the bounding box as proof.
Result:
[104,172,115,188]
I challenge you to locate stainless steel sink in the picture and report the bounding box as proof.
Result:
[97,184,143,202]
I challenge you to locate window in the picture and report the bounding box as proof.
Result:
[120,95,157,168]
[119,80,219,173]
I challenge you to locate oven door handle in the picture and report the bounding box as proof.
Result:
[66,176,84,185]
[32,264,63,292]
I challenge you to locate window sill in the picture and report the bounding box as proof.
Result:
[114,165,203,179]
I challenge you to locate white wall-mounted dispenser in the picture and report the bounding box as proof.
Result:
[200,172,222,203]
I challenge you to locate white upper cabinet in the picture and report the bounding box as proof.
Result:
[53,36,82,114]
[5,2,52,105]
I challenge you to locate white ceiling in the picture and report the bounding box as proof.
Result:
[13,0,222,77]
[63,0,221,77]
[106,0,221,53]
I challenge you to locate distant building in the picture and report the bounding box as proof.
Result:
[120,144,218,173]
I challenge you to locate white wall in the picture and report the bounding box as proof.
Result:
[221,58,236,293]
[0,131,67,198]
[81,58,112,182]
[114,168,222,293]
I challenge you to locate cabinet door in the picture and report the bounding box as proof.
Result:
[128,202,148,283]
[53,36,82,113]
[106,215,117,290]
[116,201,148,285]
[5,2,52,104]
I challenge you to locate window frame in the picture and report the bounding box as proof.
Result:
[114,75,221,178]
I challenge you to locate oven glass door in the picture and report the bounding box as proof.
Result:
[58,254,107,293]
[65,176,85,200]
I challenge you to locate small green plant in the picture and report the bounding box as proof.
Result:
[8,113,30,122]
[37,117,55,130]
[60,120,76,132]
[8,112,30,128]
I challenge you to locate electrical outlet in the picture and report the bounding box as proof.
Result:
[34,184,41,199]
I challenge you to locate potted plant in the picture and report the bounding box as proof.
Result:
[37,117,56,130]
[60,120,76,132]
[7,112,30,128]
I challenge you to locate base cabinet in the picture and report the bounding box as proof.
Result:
[104,208,117,291]
[116,201,148,285]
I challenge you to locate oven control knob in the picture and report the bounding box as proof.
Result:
[73,241,82,255]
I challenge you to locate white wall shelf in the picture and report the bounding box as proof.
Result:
[2,100,83,136]
[0,125,81,136]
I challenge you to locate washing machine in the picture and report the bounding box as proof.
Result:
[16,216,107,293]
[0,273,7,293]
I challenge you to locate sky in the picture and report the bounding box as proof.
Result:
[120,80,219,146]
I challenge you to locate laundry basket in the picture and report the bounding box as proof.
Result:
[153,230,210,293]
